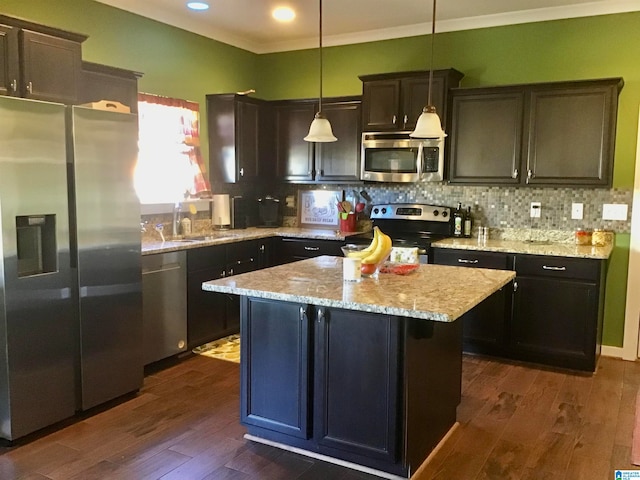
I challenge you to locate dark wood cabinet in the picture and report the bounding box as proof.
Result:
[314,306,401,464]
[207,94,274,183]
[0,24,18,97]
[239,297,463,476]
[275,100,316,182]
[431,247,606,372]
[314,98,362,183]
[273,237,344,265]
[0,16,86,104]
[512,254,605,371]
[79,61,142,113]
[241,298,312,439]
[187,239,271,349]
[431,248,512,356]
[449,78,622,187]
[359,69,464,132]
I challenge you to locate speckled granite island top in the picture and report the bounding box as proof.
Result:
[202,255,515,322]
[432,237,613,260]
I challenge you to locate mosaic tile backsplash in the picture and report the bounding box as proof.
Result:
[143,181,632,244]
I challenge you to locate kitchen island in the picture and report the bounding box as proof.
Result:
[202,256,515,479]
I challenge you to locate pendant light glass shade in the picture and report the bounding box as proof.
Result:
[410,0,445,139]
[304,0,336,143]
[304,112,337,142]
[410,106,446,139]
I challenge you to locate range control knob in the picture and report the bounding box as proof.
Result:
[373,208,379,215]
[441,210,448,218]
[381,207,387,214]
[432,209,439,217]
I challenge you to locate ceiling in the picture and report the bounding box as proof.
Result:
[96,0,640,54]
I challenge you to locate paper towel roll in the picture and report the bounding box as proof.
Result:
[212,194,231,229]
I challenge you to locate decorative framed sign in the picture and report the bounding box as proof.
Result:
[298,190,341,229]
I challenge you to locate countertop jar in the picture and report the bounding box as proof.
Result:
[574,229,592,246]
[592,229,614,247]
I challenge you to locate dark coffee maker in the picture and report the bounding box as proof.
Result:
[257,196,280,227]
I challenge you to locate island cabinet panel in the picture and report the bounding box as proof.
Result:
[448,77,622,187]
[431,248,512,356]
[241,298,311,439]
[273,237,344,265]
[512,254,605,371]
[314,307,401,465]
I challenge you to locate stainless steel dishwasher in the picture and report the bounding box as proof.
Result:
[142,251,187,365]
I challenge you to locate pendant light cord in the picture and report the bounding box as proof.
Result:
[318,0,324,114]
[428,0,436,107]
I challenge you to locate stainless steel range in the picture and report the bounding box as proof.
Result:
[351,203,454,263]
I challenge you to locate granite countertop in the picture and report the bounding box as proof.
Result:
[141,227,366,255]
[432,237,614,260]
[202,255,515,323]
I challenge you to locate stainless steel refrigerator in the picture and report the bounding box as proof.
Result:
[0,96,142,440]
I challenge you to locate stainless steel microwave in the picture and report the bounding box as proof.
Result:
[360,132,445,183]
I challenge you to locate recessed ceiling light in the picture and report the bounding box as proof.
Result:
[272,6,296,22]
[187,1,209,11]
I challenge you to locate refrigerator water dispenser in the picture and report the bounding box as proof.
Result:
[16,214,57,277]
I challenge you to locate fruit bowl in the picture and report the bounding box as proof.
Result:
[341,244,368,258]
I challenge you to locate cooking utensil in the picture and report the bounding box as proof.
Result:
[360,190,372,203]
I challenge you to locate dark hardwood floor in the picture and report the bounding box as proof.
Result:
[0,353,639,479]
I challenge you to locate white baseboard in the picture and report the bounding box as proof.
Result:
[601,345,626,359]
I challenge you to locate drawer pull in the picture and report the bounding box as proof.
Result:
[304,246,320,251]
[458,259,479,264]
[542,265,566,271]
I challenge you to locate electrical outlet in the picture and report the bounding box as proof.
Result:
[602,203,628,221]
[530,202,541,218]
[571,203,583,220]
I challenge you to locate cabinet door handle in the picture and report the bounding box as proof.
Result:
[239,167,244,177]
[512,169,518,179]
[304,246,320,251]
[317,308,324,323]
[221,271,226,278]
[299,306,307,320]
[26,81,32,94]
[542,265,566,271]
[526,169,533,183]
[229,267,234,276]
[10,79,17,92]
[403,114,408,126]
[392,115,397,125]
[513,280,518,292]
[259,244,265,252]
[457,259,479,264]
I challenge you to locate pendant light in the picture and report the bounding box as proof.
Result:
[304,0,337,142]
[410,0,446,139]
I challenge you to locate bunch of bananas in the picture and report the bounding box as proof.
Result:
[345,226,392,265]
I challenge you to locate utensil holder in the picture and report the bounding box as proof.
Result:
[339,213,356,232]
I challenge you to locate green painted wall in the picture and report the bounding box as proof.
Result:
[2,2,637,347]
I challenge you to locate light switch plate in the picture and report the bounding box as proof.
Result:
[530,202,541,218]
[571,203,583,220]
[602,203,628,221]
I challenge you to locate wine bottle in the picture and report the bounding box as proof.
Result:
[464,206,473,238]
[453,202,463,237]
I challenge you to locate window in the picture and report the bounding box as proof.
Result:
[134,93,211,204]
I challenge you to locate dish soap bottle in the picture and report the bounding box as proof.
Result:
[453,202,464,237]
[180,216,192,236]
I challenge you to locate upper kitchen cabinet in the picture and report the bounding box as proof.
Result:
[449,77,623,187]
[274,99,315,182]
[314,97,362,183]
[359,69,464,132]
[78,62,142,114]
[0,15,86,104]
[274,96,362,184]
[207,94,275,184]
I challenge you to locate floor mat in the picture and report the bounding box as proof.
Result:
[192,334,240,363]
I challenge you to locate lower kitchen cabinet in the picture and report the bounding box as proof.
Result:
[187,239,272,350]
[239,296,462,477]
[512,254,605,371]
[273,237,344,265]
[431,248,512,356]
[431,248,606,372]
[142,252,188,365]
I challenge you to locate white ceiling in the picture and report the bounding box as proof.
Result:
[96,0,640,54]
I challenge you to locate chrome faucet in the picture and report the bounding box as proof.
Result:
[172,202,182,237]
